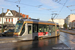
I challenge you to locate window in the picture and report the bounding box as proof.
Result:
[8,13,11,15]
[50,25,55,33]
[6,18,7,22]
[9,18,10,22]
[46,25,49,32]
[20,24,25,36]
[28,25,32,34]
[14,23,23,32]
[38,24,48,32]
[33,24,38,33]
[38,24,43,32]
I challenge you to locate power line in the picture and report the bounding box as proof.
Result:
[55,0,68,19]
[4,0,42,8]
[15,0,21,4]
[66,5,75,14]
[66,5,75,7]
[59,0,68,12]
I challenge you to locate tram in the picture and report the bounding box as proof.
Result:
[13,18,60,40]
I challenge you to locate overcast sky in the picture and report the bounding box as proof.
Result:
[0,0,75,21]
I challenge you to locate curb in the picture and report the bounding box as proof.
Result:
[0,38,18,44]
[60,30,75,35]
[0,40,17,44]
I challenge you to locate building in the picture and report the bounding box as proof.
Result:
[65,14,75,28]
[72,20,75,29]
[48,19,64,28]
[0,9,31,29]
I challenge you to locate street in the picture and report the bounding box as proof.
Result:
[0,32,75,50]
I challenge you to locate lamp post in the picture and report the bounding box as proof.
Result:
[16,5,20,18]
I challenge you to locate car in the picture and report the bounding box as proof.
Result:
[2,29,14,37]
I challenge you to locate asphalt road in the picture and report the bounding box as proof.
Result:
[0,32,75,50]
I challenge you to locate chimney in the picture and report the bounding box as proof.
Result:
[29,17,31,19]
[26,15,29,19]
[7,9,9,12]
[22,14,25,18]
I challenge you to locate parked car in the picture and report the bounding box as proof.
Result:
[2,29,14,37]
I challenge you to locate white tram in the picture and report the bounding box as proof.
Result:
[13,19,60,40]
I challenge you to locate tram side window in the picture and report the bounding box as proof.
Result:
[52,25,55,32]
[46,25,49,32]
[57,25,59,29]
[38,25,49,32]
[43,25,46,32]
[28,26,32,34]
[49,25,53,33]
[38,24,43,32]
[33,24,38,33]
[20,24,25,36]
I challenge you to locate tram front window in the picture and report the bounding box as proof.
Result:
[14,23,23,32]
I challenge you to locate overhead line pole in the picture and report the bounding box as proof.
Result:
[2,8,3,32]
[16,5,20,19]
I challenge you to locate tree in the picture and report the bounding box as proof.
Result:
[63,23,67,29]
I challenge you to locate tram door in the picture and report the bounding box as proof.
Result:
[27,24,33,40]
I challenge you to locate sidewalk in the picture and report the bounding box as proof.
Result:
[60,30,75,35]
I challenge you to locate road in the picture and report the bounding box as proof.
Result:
[0,32,75,50]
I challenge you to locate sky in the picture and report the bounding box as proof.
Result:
[0,0,75,21]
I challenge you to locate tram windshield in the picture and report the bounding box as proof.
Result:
[14,23,23,32]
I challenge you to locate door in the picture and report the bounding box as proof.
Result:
[27,24,33,40]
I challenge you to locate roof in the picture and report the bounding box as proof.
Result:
[18,18,56,25]
[10,10,22,17]
[0,9,30,18]
[3,10,22,17]
[0,13,5,17]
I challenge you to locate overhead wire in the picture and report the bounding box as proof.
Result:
[4,0,54,16]
[4,0,41,7]
[66,5,75,14]
[55,0,68,19]
[4,0,69,19]
[0,5,50,16]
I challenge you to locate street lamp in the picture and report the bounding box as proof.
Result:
[16,5,20,18]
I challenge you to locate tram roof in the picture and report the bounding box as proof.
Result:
[19,18,57,25]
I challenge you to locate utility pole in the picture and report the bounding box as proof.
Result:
[19,7,20,18]
[2,8,3,32]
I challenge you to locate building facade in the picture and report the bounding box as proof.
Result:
[0,9,30,29]
[72,20,75,29]
[65,14,75,28]
[48,19,64,28]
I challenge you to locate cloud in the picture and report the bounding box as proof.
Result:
[39,8,47,10]
[40,0,58,8]
[39,7,52,11]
